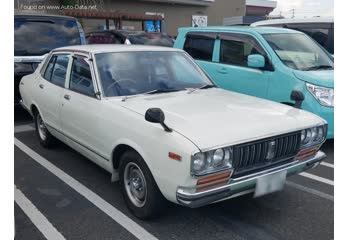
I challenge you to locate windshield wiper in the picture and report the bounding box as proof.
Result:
[145,88,183,95]
[122,88,182,102]
[187,84,216,94]
[304,65,334,71]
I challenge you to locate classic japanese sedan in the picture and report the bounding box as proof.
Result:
[20,45,327,219]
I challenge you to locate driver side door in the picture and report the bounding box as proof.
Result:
[211,33,272,99]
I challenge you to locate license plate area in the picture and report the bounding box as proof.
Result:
[254,170,287,197]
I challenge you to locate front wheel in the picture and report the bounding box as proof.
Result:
[119,151,167,219]
[34,111,56,148]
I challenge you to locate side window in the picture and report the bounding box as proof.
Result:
[70,57,95,97]
[219,35,266,67]
[43,54,69,87]
[43,56,56,81]
[51,55,69,87]
[183,35,215,61]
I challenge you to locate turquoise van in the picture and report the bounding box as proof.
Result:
[174,26,334,138]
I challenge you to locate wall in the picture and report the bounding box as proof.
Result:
[14,0,246,36]
[103,0,246,35]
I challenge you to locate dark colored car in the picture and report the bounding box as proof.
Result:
[14,14,86,106]
[85,30,174,47]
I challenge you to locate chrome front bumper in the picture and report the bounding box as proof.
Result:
[176,151,326,208]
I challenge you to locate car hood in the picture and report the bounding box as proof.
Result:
[293,70,334,88]
[114,88,325,150]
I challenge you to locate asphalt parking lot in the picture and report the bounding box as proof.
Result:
[14,107,334,240]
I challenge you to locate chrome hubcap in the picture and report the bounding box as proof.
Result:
[36,114,47,141]
[124,162,147,207]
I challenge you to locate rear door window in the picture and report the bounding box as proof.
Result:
[14,17,82,56]
[183,34,215,61]
[51,55,69,87]
[43,54,69,87]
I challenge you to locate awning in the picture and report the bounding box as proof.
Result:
[62,9,163,21]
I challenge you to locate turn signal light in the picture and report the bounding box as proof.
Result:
[296,147,319,161]
[168,152,182,161]
[197,171,231,185]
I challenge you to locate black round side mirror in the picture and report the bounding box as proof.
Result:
[145,108,172,132]
[290,90,305,109]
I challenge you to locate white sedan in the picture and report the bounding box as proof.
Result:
[20,45,327,219]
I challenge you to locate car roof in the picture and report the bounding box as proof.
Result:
[54,44,183,54]
[251,17,334,26]
[14,14,77,20]
[178,26,301,35]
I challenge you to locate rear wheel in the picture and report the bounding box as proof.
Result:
[119,151,167,219]
[34,111,56,148]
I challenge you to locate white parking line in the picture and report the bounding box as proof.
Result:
[299,172,334,186]
[15,185,66,240]
[14,124,35,133]
[286,181,333,201]
[320,162,334,168]
[14,138,158,240]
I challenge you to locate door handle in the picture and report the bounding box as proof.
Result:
[217,68,228,74]
[39,84,44,89]
[64,94,71,100]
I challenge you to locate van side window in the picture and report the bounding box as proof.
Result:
[69,56,95,97]
[219,35,266,67]
[184,35,215,61]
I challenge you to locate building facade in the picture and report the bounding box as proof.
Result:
[15,0,246,35]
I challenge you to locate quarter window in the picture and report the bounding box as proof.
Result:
[219,35,266,67]
[184,35,215,61]
[43,54,69,87]
[70,57,95,96]
[43,56,56,81]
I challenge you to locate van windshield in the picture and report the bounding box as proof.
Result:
[263,33,333,71]
[14,17,82,56]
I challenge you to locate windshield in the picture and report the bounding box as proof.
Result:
[95,51,213,97]
[14,17,82,56]
[128,33,174,47]
[263,33,333,71]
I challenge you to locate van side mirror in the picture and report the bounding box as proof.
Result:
[247,54,265,68]
[290,90,305,109]
[145,108,172,132]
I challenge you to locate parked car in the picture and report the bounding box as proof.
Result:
[251,17,334,54]
[85,30,174,47]
[14,14,86,106]
[20,45,327,219]
[174,26,334,138]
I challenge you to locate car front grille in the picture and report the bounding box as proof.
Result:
[233,131,301,174]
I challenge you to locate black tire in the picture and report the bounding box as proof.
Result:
[119,150,167,219]
[34,111,57,148]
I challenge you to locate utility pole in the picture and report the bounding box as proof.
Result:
[291,9,295,18]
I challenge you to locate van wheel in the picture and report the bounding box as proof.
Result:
[34,111,56,148]
[120,151,167,219]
